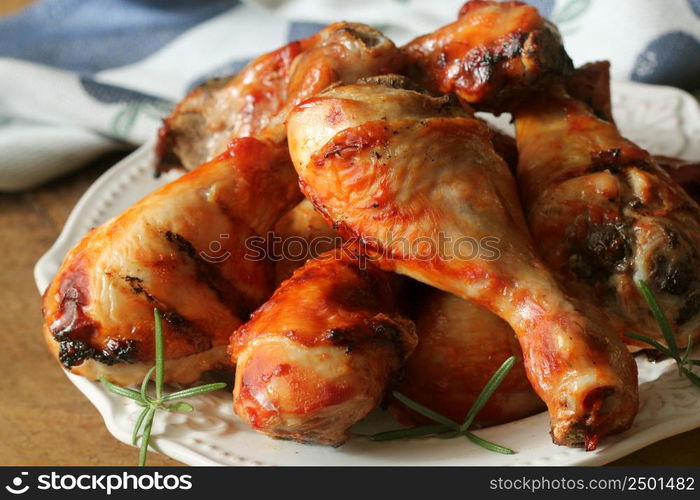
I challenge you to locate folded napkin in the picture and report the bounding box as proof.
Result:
[0,0,698,191]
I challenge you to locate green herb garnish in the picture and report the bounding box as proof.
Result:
[625,280,700,389]
[100,308,227,466]
[371,355,516,454]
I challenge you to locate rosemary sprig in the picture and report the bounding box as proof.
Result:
[625,280,700,389]
[371,356,516,454]
[100,308,227,466]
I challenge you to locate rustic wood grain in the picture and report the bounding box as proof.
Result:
[0,0,34,15]
[0,153,181,466]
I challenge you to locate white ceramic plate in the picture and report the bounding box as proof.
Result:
[35,81,700,466]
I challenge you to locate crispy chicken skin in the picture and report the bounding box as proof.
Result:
[654,156,700,204]
[403,0,571,111]
[287,77,638,448]
[513,84,700,348]
[156,22,403,173]
[560,61,700,201]
[229,249,417,446]
[394,285,544,427]
[565,61,614,123]
[486,61,615,176]
[43,138,301,386]
[272,199,339,284]
[274,202,544,428]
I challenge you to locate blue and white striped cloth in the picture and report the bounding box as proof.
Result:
[0,0,698,190]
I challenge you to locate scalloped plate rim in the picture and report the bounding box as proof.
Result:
[34,81,700,466]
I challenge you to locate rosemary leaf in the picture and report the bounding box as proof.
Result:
[437,431,461,439]
[161,382,227,402]
[638,280,679,356]
[623,333,675,359]
[465,431,514,455]
[100,378,144,403]
[167,401,194,412]
[132,406,150,446]
[392,391,460,430]
[138,406,156,467]
[140,366,156,403]
[370,424,450,441]
[153,308,165,400]
[683,334,694,363]
[461,356,515,432]
[102,307,228,466]
[682,367,700,388]
[371,358,518,453]
[628,282,700,390]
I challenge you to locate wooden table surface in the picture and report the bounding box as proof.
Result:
[0,0,698,468]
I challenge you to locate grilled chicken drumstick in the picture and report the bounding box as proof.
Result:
[43,138,300,385]
[156,22,402,173]
[44,22,404,386]
[273,198,543,429]
[287,76,638,448]
[272,199,338,284]
[513,84,700,348]
[230,249,416,446]
[403,0,571,111]
[393,285,544,427]
[655,156,700,205]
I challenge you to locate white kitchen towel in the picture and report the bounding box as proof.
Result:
[0,0,698,191]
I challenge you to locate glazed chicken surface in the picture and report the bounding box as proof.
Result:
[393,285,544,427]
[43,0,700,452]
[272,199,339,284]
[287,77,638,448]
[43,21,402,386]
[513,84,700,348]
[487,60,617,176]
[565,61,614,123]
[403,0,571,111]
[156,22,403,173]
[43,138,301,385]
[655,156,700,204]
[271,194,543,431]
[270,195,540,431]
[230,249,417,446]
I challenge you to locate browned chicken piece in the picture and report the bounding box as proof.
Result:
[559,61,700,205]
[393,285,544,427]
[482,61,614,176]
[653,156,700,204]
[287,76,638,449]
[513,84,700,349]
[559,60,700,200]
[562,62,700,204]
[565,61,614,123]
[272,199,339,285]
[274,201,542,427]
[229,249,417,446]
[156,22,403,173]
[402,0,571,111]
[43,138,301,386]
[490,128,519,173]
